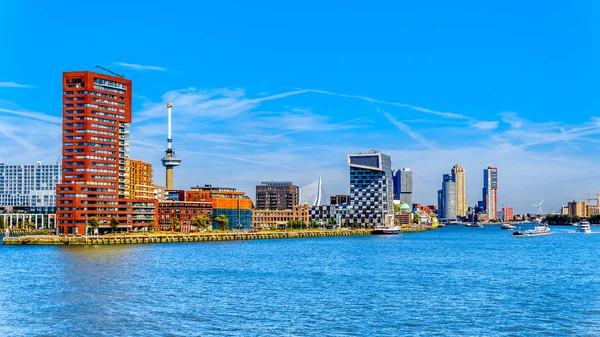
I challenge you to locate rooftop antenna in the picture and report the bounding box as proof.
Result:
[95,65,124,78]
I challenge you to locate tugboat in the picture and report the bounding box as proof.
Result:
[501,223,516,230]
[465,222,483,227]
[513,224,551,237]
[576,220,592,233]
[371,226,401,235]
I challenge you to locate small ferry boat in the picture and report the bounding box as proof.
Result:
[465,222,483,228]
[372,226,401,235]
[501,223,515,230]
[513,225,551,237]
[576,220,592,233]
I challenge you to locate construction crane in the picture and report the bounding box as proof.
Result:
[95,65,124,78]
[581,193,600,206]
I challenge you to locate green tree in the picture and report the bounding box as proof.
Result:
[87,216,100,235]
[0,217,4,229]
[170,217,181,232]
[394,203,402,213]
[190,215,209,231]
[412,213,420,225]
[196,214,209,230]
[214,214,229,231]
[309,220,318,229]
[109,217,119,233]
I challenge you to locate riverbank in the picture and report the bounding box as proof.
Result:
[3,227,432,245]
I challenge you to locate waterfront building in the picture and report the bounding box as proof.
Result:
[127,159,154,199]
[483,167,498,220]
[441,174,457,220]
[157,201,212,232]
[502,206,514,222]
[394,212,412,227]
[347,151,394,227]
[255,181,298,210]
[309,204,350,226]
[393,168,413,206]
[0,162,61,208]
[55,71,156,234]
[437,190,443,218]
[0,213,56,229]
[166,189,185,202]
[589,205,600,216]
[568,200,587,217]
[186,185,253,230]
[413,203,437,215]
[252,204,309,229]
[452,164,467,217]
[330,195,350,205]
[154,185,167,201]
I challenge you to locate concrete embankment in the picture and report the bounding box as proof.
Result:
[3,227,434,245]
[3,230,371,245]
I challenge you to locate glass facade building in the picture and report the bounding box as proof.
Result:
[483,167,498,220]
[393,168,413,206]
[0,162,61,208]
[347,151,393,227]
[441,174,457,220]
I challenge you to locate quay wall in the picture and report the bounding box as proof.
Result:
[2,227,431,245]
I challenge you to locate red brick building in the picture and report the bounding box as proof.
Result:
[56,71,155,234]
[502,207,514,222]
[157,201,213,232]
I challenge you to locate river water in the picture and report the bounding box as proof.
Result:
[1,225,599,336]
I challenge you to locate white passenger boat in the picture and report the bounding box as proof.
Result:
[513,224,551,237]
[576,220,592,233]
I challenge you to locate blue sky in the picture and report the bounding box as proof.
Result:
[0,1,599,213]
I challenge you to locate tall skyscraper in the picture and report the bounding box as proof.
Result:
[255,181,298,210]
[483,166,498,220]
[452,164,467,217]
[441,173,457,219]
[393,168,413,205]
[347,151,393,227]
[56,71,156,234]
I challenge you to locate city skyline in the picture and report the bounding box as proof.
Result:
[0,2,599,213]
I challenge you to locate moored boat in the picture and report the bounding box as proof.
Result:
[372,226,401,235]
[576,220,592,233]
[501,223,515,230]
[465,222,483,227]
[513,224,551,237]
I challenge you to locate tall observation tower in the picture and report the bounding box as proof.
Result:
[161,103,181,190]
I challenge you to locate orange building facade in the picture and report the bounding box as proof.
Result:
[127,159,154,199]
[186,185,253,229]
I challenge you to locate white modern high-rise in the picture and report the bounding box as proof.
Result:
[0,162,61,208]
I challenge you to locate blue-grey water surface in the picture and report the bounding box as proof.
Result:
[1,225,599,336]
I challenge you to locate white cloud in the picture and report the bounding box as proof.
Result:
[305,89,473,120]
[500,111,524,129]
[0,81,36,88]
[473,121,499,130]
[0,108,61,124]
[114,62,167,72]
[383,111,436,149]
